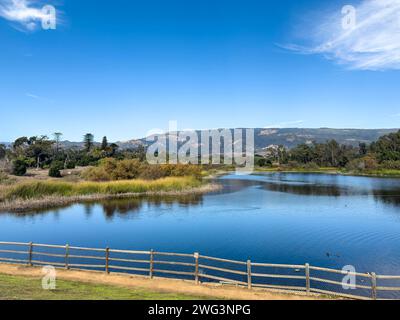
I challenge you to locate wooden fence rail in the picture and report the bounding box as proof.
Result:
[0,241,399,300]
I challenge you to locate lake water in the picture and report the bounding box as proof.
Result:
[1,173,400,296]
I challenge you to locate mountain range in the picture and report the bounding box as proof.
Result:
[9,128,395,151]
[113,128,399,151]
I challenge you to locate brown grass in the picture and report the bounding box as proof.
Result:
[0,183,220,213]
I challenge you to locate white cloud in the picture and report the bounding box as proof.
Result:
[286,0,400,71]
[0,0,51,31]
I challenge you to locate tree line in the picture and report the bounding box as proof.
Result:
[0,133,146,177]
[1,129,399,178]
[257,130,400,171]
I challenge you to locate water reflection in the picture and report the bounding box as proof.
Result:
[373,189,400,207]
[98,194,203,220]
[2,174,400,220]
[220,173,400,208]
[0,194,204,219]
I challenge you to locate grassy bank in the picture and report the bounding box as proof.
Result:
[2,177,202,200]
[0,177,219,212]
[0,273,207,300]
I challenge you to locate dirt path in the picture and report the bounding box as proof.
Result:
[0,263,323,300]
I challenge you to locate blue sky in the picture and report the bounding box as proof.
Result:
[0,0,399,142]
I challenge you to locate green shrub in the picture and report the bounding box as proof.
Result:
[256,158,272,167]
[49,161,64,178]
[138,165,166,180]
[82,158,203,182]
[346,156,378,171]
[113,159,142,180]
[302,162,319,170]
[0,171,9,182]
[380,160,400,170]
[12,158,27,176]
[81,166,111,181]
[65,160,76,169]
[76,154,99,167]
[286,161,300,169]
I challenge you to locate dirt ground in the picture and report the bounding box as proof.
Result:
[0,263,323,300]
[13,167,84,183]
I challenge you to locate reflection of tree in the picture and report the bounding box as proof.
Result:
[373,189,400,207]
[99,194,204,219]
[83,203,93,217]
[262,182,347,197]
[101,198,143,219]
[258,179,400,208]
[0,194,204,219]
[218,179,262,194]
[1,204,73,217]
[221,177,351,197]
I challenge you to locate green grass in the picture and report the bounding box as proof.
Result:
[255,166,340,174]
[1,177,203,201]
[360,169,400,177]
[0,274,208,300]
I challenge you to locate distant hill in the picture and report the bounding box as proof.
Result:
[53,128,398,151]
[251,128,398,149]
[116,128,399,151]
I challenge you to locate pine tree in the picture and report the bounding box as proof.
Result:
[101,136,108,150]
[83,133,94,152]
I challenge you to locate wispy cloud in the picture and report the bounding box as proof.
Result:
[285,0,400,71]
[26,92,54,103]
[264,120,305,128]
[0,0,56,31]
[26,92,40,99]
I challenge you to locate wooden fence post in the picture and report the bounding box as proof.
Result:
[247,260,252,290]
[371,272,377,300]
[105,247,110,274]
[65,244,69,270]
[149,249,154,279]
[194,252,199,285]
[305,263,310,295]
[28,242,33,267]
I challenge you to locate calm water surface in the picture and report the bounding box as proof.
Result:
[1,173,400,276]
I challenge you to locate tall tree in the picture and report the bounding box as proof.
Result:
[26,136,54,169]
[101,136,108,150]
[109,143,119,156]
[53,132,63,154]
[83,133,94,152]
[326,140,340,167]
[13,137,29,150]
[359,143,368,156]
[371,130,400,162]
[0,144,6,159]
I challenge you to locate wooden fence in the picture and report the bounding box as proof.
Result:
[0,241,399,300]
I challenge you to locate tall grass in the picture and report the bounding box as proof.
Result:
[2,177,203,201]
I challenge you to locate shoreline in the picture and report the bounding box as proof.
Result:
[0,183,221,213]
[254,168,400,178]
